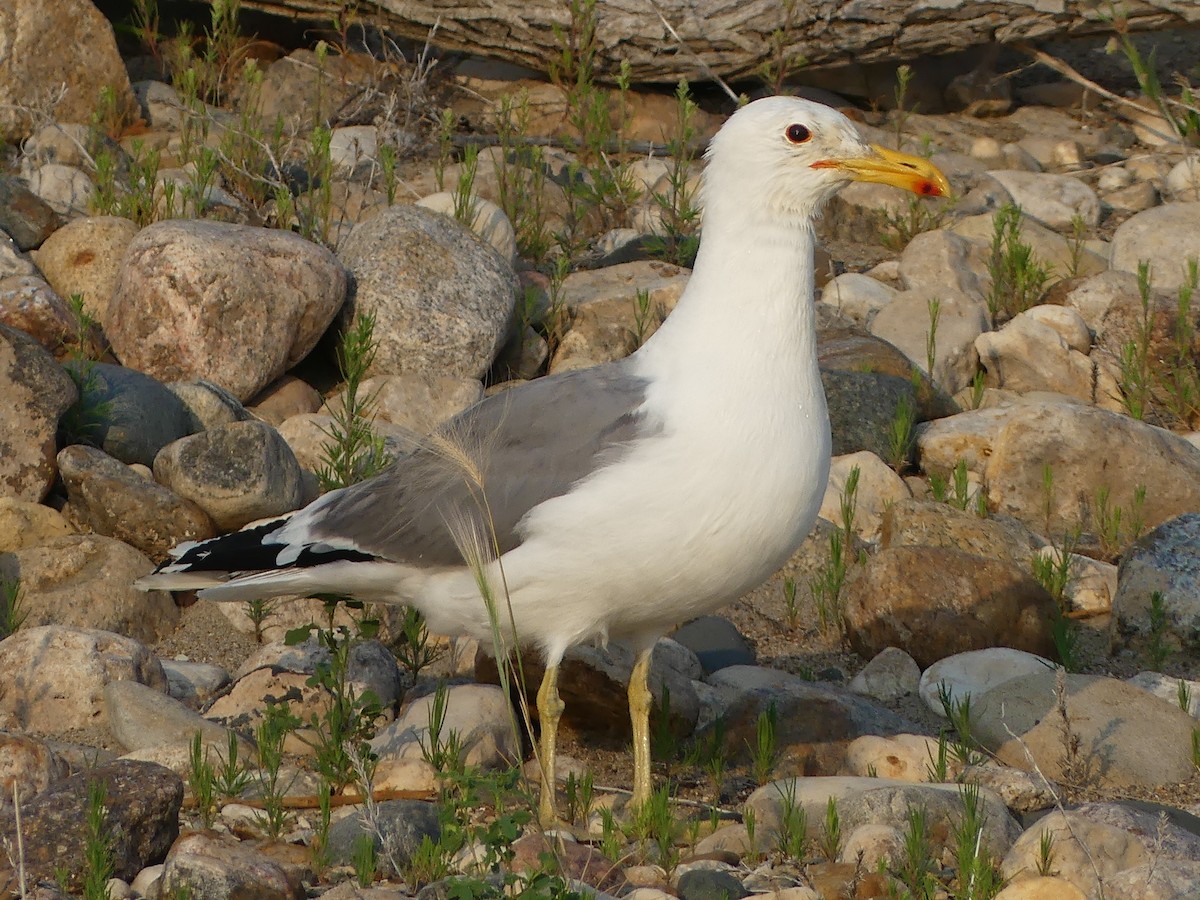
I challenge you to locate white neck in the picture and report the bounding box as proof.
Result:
[633,214,821,402]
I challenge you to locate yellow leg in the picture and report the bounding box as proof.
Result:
[536,663,565,824]
[629,647,655,810]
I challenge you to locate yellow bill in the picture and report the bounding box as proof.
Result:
[813,144,951,197]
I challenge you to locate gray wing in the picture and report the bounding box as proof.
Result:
[301,362,653,566]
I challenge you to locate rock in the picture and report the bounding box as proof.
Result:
[975,671,1197,790]
[1105,860,1200,900]
[0,0,133,141]
[159,659,231,707]
[819,272,897,325]
[26,164,93,217]
[0,760,181,895]
[30,215,139,321]
[0,497,74,552]
[676,868,748,900]
[950,212,1105,283]
[1113,513,1200,656]
[247,375,323,426]
[510,833,624,891]
[0,534,178,643]
[0,234,37,281]
[994,878,1086,900]
[843,733,943,781]
[159,831,302,900]
[703,667,918,776]
[338,204,517,380]
[1126,671,1200,717]
[820,369,926,461]
[0,175,61,250]
[898,229,986,299]
[975,312,1121,408]
[167,380,252,432]
[107,220,348,401]
[323,372,484,435]
[0,273,79,354]
[1030,545,1115,614]
[329,124,378,175]
[66,361,195,467]
[919,648,1055,716]
[258,47,383,131]
[985,170,1101,230]
[478,639,700,741]
[153,420,305,531]
[326,799,440,877]
[961,763,1058,814]
[847,647,920,702]
[1166,156,1200,202]
[1110,203,1200,292]
[747,776,1019,863]
[0,732,70,808]
[818,451,910,542]
[669,616,755,675]
[881,499,1044,568]
[416,192,519,264]
[235,637,405,709]
[1106,179,1159,214]
[870,289,988,394]
[368,682,517,769]
[843,546,1057,668]
[550,261,689,372]
[945,402,1200,541]
[0,625,166,731]
[57,444,215,558]
[103,680,242,758]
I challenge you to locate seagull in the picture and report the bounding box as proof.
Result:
[139,96,949,822]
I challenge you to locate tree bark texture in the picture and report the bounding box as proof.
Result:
[238,0,1200,84]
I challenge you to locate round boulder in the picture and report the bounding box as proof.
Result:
[153,420,305,530]
[337,204,518,380]
[106,220,348,401]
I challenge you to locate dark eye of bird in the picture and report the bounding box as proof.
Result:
[785,123,811,144]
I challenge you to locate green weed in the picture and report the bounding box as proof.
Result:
[985,205,1050,323]
[0,576,27,640]
[82,781,114,900]
[749,703,780,785]
[818,796,841,862]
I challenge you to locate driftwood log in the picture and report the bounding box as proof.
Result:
[239,0,1200,83]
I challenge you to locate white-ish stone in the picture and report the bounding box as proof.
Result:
[370,683,519,768]
[28,163,93,217]
[869,289,988,394]
[1110,203,1200,292]
[819,451,910,543]
[986,170,1101,230]
[848,647,920,702]
[1167,155,1200,202]
[838,823,903,870]
[416,191,518,265]
[1030,546,1116,614]
[1126,671,1200,718]
[1018,305,1091,354]
[843,733,945,782]
[1096,167,1134,192]
[918,647,1054,717]
[329,124,378,175]
[819,272,897,325]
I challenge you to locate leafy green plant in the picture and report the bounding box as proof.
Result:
[392,606,444,681]
[749,703,780,785]
[985,205,1050,323]
[1158,258,1200,427]
[352,832,377,886]
[1119,261,1157,421]
[757,0,806,94]
[187,732,218,829]
[563,770,595,827]
[317,313,392,491]
[82,781,114,900]
[1108,11,1200,142]
[1147,589,1173,669]
[631,785,681,872]
[1035,829,1056,877]
[253,701,300,840]
[285,622,383,793]
[775,779,807,861]
[888,393,916,472]
[952,783,1004,899]
[890,805,940,900]
[647,79,703,266]
[818,796,842,862]
[782,576,800,629]
[937,685,987,766]
[0,576,27,640]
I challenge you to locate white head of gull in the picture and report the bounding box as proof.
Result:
[139,96,949,821]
